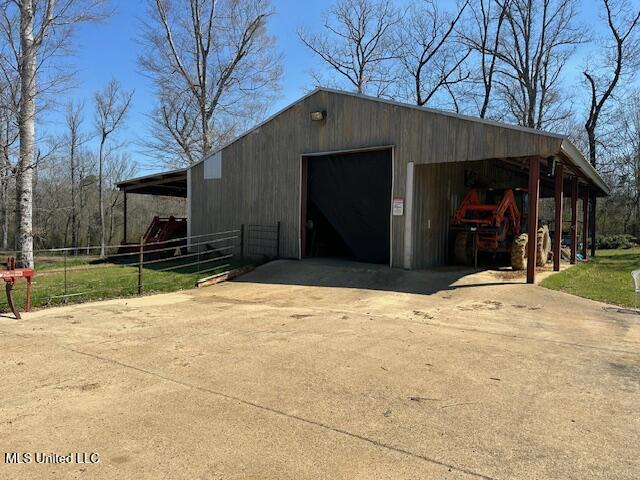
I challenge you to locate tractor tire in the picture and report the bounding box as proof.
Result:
[536,225,551,266]
[511,233,528,270]
[454,231,472,265]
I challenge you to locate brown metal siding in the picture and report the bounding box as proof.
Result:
[190,90,563,266]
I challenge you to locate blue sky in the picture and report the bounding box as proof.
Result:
[50,0,330,175]
[46,0,613,176]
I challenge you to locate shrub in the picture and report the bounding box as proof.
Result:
[596,234,638,250]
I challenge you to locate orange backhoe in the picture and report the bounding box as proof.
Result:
[450,188,550,270]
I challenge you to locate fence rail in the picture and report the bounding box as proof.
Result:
[0,223,281,312]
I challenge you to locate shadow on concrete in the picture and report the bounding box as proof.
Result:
[234,258,516,295]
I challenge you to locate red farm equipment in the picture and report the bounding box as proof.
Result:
[450,188,551,270]
[117,216,187,258]
[0,257,34,319]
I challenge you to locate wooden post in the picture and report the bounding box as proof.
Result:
[582,187,589,260]
[553,163,564,272]
[570,178,578,264]
[138,236,144,296]
[527,157,540,284]
[123,192,128,244]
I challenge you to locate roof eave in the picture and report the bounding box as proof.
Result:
[560,140,610,196]
[116,167,187,190]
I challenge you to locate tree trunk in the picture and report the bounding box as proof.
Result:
[586,127,597,256]
[99,136,106,257]
[1,180,8,250]
[16,0,36,268]
[1,143,9,251]
[70,135,77,253]
[200,100,211,159]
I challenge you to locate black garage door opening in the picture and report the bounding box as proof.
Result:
[302,149,392,264]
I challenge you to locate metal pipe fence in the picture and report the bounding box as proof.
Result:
[0,223,281,312]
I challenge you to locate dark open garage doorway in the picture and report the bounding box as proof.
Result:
[301,148,392,264]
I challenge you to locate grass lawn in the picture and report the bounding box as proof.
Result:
[541,247,640,308]
[0,255,250,314]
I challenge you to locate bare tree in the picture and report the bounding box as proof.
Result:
[608,93,640,237]
[0,78,18,249]
[583,0,640,168]
[483,0,582,129]
[95,79,133,258]
[0,0,107,267]
[104,151,136,244]
[299,0,400,96]
[396,0,471,109]
[580,0,639,256]
[461,0,510,117]
[140,0,282,164]
[65,101,85,251]
[145,91,200,168]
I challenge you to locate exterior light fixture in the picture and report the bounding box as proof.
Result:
[310,110,326,122]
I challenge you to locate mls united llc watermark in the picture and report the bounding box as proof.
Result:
[4,452,100,464]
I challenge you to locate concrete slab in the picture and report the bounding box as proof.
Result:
[0,259,638,479]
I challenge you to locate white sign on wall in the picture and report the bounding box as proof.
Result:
[204,151,222,179]
[392,197,404,216]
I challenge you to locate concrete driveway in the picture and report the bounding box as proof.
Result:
[1,259,638,479]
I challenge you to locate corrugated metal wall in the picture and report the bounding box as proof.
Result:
[413,163,466,268]
[190,89,564,267]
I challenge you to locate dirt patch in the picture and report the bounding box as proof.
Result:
[457,300,503,311]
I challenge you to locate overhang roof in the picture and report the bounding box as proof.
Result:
[117,168,187,197]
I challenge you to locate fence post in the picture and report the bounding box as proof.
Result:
[240,224,245,258]
[63,250,68,303]
[276,221,281,258]
[138,236,144,296]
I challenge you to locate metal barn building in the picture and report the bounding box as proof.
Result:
[119,88,609,283]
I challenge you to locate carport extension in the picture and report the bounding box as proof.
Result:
[116,168,187,244]
[528,152,600,284]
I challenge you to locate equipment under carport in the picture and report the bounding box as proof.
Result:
[450,188,551,270]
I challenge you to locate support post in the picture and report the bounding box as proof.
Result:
[300,157,308,259]
[63,249,68,303]
[240,224,245,257]
[553,163,564,272]
[527,157,540,284]
[138,236,144,296]
[582,187,589,260]
[276,221,281,258]
[570,178,578,264]
[590,193,597,258]
[123,192,128,244]
[403,162,415,269]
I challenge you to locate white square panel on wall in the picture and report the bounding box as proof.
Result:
[204,151,222,179]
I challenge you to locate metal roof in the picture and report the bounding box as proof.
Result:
[187,88,608,195]
[116,168,187,197]
[123,88,609,196]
